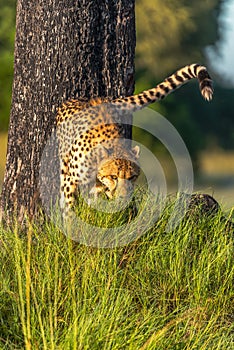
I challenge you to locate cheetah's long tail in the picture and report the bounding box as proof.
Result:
[112,63,213,111]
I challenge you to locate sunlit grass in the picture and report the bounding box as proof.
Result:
[0,200,233,349]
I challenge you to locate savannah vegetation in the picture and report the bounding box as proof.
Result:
[0,200,233,349]
[0,1,233,349]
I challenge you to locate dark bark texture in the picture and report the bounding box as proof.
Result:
[0,0,136,222]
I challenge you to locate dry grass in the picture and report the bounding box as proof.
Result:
[0,132,7,185]
[200,149,234,176]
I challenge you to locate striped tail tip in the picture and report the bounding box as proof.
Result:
[202,85,214,101]
[197,65,214,101]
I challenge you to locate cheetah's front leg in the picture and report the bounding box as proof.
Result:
[60,158,78,222]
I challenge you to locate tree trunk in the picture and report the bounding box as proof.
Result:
[0,0,136,222]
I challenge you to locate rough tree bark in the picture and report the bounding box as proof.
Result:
[0,0,136,222]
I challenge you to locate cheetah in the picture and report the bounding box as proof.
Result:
[56,63,213,218]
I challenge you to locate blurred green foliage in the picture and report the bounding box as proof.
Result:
[0,0,16,131]
[135,0,221,81]
[135,0,234,166]
[0,0,233,166]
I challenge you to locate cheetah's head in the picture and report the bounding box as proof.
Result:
[90,145,140,200]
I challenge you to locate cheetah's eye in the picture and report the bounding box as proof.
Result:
[110,175,118,180]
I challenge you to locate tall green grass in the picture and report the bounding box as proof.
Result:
[0,202,233,349]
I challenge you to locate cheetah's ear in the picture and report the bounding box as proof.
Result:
[132,145,140,158]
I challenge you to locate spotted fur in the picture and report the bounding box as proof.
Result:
[56,63,213,218]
